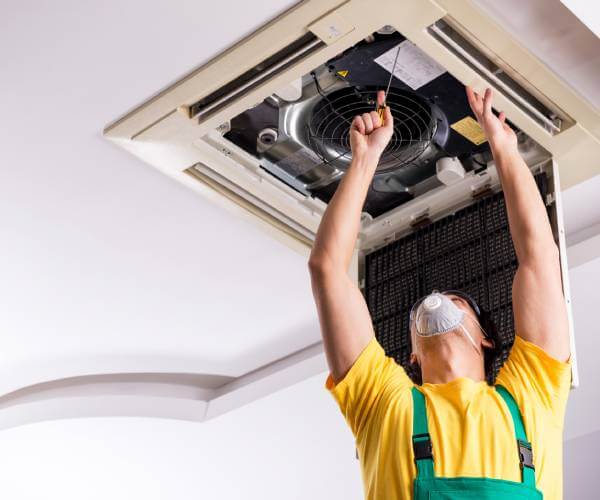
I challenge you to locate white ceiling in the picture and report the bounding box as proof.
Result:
[1,0,599,404]
[0,0,315,394]
[474,0,600,110]
[561,0,600,36]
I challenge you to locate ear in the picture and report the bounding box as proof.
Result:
[410,352,420,365]
[482,337,495,350]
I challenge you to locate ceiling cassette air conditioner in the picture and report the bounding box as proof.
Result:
[103,0,599,256]
[57,0,590,425]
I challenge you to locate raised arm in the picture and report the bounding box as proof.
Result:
[308,91,393,383]
[467,87,570,362]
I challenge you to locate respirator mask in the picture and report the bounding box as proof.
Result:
[409,289,488,355]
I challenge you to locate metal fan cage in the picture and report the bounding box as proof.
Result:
[306,86,437,173]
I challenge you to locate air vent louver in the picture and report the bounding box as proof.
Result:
[190,32,324,122]
[428,18,573,135]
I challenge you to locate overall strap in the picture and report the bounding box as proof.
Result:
[411,387,434,479]
[495,385,536,488]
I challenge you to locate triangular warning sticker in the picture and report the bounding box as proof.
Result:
[336,70,349,78]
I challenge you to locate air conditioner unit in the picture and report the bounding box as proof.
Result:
[8,0,588,428]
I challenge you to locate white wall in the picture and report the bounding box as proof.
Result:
[563,257,600,441]
[564,430,600,498]
[0,256,597,499]
[0,372,363,500]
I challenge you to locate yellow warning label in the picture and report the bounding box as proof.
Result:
[336,70,349,78]
[450,116,487,145]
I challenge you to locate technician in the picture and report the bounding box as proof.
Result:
[308,87,571,499]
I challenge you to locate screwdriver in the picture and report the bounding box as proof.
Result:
[376,44,401,124]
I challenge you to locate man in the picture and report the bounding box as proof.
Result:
[308,87,571,499]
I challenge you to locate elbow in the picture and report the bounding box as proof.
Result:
[308,251,341,278]
[520,239,560,266]
[308,254,331,276]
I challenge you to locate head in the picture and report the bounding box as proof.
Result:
[406,290,499,385]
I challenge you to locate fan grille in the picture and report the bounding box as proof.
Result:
[306,86,436,172]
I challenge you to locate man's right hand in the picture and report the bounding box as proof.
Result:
[350,90,394,164]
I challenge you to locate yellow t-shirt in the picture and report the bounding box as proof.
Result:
[325,335,572,500]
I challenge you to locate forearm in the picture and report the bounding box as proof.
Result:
[466,87,569,358]
[492,148,557,264]
[492,146,568,359]
[309,152,378,273]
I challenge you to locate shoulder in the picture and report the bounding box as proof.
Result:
[325,336,413,437]
[496,335,572,424]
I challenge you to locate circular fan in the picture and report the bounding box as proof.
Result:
[306,86,437,173]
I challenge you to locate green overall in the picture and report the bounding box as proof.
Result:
[411,385,543,499]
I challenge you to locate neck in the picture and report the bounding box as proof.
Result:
[419,336,485,384]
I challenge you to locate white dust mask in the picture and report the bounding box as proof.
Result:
[411,292,484,354]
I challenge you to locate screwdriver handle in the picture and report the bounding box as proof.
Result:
[376,104,386,124]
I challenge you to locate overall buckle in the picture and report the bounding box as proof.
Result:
[412,433,433,462]
[518,439,535,470]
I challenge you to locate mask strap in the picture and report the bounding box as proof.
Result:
[463,310,489,338]
[459,323,482,355]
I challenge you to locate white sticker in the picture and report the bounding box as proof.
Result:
[276,147,322,175]
[374,40,446,90]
